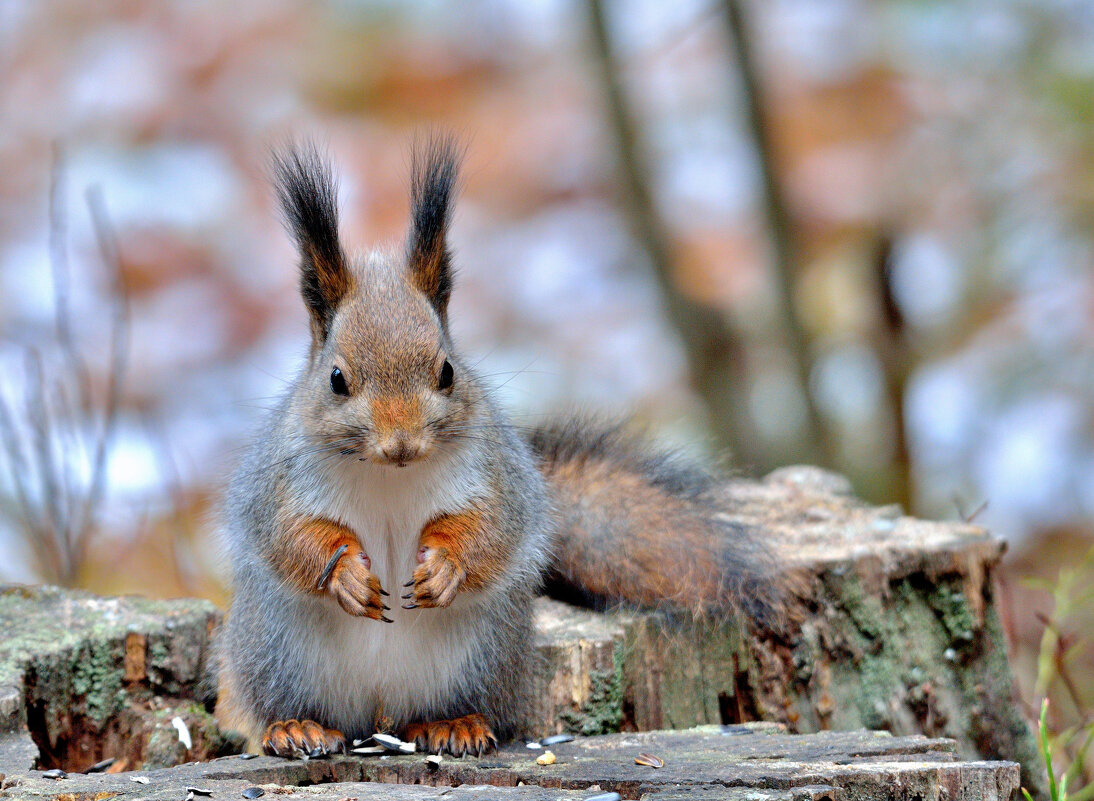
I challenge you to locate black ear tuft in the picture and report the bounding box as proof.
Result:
[408,134,461,316]
[272,141,351,343]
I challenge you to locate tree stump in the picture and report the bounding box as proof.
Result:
[535,467,1038,793]
[0,466,1037,797]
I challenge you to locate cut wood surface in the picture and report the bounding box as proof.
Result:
[1,724,1019,801]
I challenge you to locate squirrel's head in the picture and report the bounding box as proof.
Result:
[273,137,474,468]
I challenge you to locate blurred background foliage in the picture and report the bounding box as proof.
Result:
[0,0,1091,779]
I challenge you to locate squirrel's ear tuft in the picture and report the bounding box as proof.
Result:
[272,141,352,344]
[408,134,461,317]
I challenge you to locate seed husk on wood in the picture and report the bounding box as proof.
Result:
[535,750,556,765]
[86,757,116,773]
[242,788,265,799]
[584,794,622,801]
[352,745,386,755]
[42,769,66,780]
[186,787,214,796]
[372,733,415,753]
[129,776,150,784]
[540,733,574,746]
[635,752,664,768]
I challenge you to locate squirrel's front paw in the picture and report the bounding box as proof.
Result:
[326,545,392,621]
[401,545,465,609]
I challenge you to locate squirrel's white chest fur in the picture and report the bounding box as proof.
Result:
[288,443,494,730]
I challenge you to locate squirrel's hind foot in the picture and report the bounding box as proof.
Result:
[403,713,497,757]
[262,719,346,757]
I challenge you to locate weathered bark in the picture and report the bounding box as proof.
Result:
[0,584,227,773]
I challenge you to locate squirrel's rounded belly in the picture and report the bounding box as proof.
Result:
[295,598,482,731]
[291,462,493,731]
[291,570,486,733]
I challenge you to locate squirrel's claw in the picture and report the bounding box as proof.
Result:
[262,720,345,758]
[403,714,496,758]
[325,546,389,621]
[403,546,464,609]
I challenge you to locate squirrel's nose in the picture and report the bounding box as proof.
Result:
[379,434,421,465]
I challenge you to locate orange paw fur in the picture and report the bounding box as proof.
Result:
[403,713,497,756]
[262,719,345,756]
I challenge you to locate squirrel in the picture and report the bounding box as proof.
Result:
[212,137,785,758]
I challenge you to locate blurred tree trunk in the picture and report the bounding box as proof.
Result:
[720,0,833,467]
[870,233,914,512]
[585,0,763,468]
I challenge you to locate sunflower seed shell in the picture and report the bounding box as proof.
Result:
[635,752,664,768]
[540,734,574,746]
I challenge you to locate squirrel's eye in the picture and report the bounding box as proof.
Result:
[438,359,454,391]
[330,367,349,396]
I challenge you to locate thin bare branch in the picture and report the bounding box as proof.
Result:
[0,165,132,586]
[23,350,67,582]
[48,145,92,413]
[73,186,131,575]
[0,389,46,551]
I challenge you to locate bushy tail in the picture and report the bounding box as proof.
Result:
[527,417,787,631]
